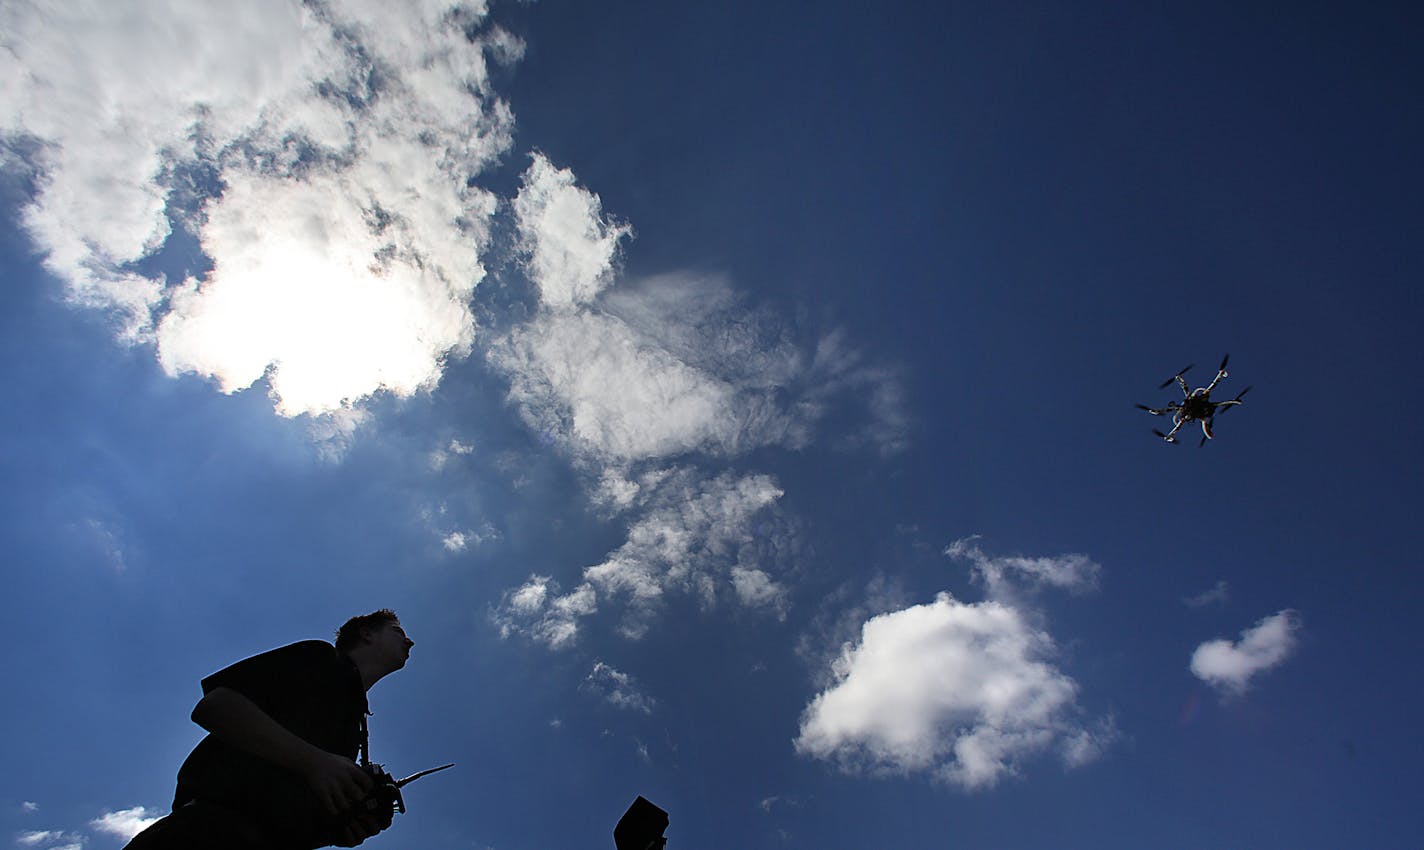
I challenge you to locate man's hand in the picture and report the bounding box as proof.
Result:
[300,751,376,817]
[330,808,391,847]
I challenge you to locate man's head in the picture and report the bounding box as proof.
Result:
[335,609,401,653]
[337,609,415,688]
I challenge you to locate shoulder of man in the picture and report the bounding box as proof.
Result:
[200,640,339,695]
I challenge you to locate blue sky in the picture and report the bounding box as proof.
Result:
[3,1,1421,848]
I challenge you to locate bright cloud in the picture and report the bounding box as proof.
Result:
[91,806,160,841]
[1190,610,1301,696]
[795,592,1110,790]
[514,152,633,308]
[1,0,516,417]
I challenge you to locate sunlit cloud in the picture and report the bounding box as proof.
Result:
[2,0,517,418]
[797,541,1113,789]
[513,151,633,309]
[1190,610,1301,696]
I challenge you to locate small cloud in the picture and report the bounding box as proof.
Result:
[1190,610,1301,696]
[21,801,39,812]
[1183,580,1230,608]
[583,661,655,714]
[730,567,789,618]
[492,575,597,649]
[91,806,160,841]
[430,438,476,470]
[758,795,802,814]
[945,536,1101,598]
[442,532,468,552]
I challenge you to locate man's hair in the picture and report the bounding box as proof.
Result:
[335,609,400,653]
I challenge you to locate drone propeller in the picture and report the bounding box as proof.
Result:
[1218,353,1230,373]
[1215,385,1253,415]
[1158,364,1194,389]
[1135,403,1160,415]
[1151,428,1177,444]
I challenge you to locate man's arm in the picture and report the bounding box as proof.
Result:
[192,686,374,817]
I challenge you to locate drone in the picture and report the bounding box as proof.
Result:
[1137,354,1251,446]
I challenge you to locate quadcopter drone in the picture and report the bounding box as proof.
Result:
[1137,354,1251,446]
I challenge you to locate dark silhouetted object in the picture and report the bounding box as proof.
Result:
[614,796,668,850]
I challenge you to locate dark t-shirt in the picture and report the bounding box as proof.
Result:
[173,641,367,849]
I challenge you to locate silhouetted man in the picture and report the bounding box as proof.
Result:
[125,610,415,850]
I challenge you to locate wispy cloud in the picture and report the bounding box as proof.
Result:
[583,662,655,714]
[16,830,82,850]
[494,470,791,646]
[1183,580,1230,608]
[492,270,906,468]
[945,535,1102,598]
[492,574,596,650]
[1190,610,1301,696]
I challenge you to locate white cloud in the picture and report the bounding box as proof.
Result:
[513,152,633,309]
[494,470,789,645]
[90,807,160,841]
[17,832,61,847]
[21,801,38,813]
[2,0,516,418]
[795,592,1110,790]
[442,532,468,552]
[583,661,655,714]
[1190,610,1301,696]
[945,536,1101,598]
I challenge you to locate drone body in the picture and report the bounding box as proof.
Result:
[1137,354,1252,446]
